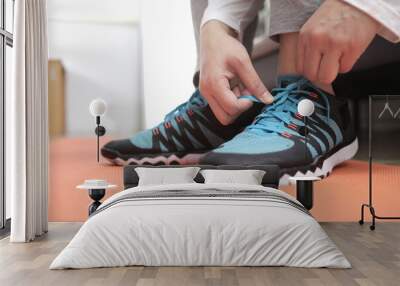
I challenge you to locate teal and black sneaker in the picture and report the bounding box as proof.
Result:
[200,77,358,184]
[101,89,263,165]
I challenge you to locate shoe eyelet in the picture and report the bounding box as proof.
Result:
[295,113,303,119]
[281,132,292,138]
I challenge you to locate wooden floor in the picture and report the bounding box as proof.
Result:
[0,223,399,286]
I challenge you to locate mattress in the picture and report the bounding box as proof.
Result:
[50,183,350,269]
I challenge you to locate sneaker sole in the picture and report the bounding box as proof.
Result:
[105,152,207,166]
[104,138,358,184]
[279,138,359,186]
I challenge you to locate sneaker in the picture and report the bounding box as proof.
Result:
[200,77,358,185]
[101,89,263,165]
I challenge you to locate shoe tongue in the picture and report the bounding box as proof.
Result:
[283,78,327,100]
[277,75,303,88]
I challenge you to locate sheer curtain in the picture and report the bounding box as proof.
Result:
[9,0,49,242]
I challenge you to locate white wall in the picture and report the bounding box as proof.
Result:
[48,0,142,137]
[47,0,140,24]
[48,0,198,134]
[140,0,197,128]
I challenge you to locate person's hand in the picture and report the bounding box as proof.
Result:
[297,0,380,84]
[200,20,273,125]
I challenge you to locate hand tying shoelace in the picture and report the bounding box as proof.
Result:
[200,76,358,184]
[239,79,330,137]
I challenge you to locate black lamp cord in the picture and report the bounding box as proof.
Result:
[96,116,100,162]
[304,117,308,163]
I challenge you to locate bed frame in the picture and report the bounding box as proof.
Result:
[123,165,313,209]
[123,165,280,189]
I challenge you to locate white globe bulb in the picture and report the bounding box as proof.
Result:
[89,99,107,117]
[297,99,315,117]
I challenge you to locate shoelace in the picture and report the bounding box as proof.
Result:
[241,79,331,136]
[164,89,206,122]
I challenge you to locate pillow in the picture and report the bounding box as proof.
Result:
[136,167,201,186]
[200,169,266,185]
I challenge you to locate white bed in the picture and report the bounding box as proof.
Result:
[50,182,350,269]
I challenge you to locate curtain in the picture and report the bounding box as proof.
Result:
[9,0,49,242]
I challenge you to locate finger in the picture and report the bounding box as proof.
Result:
[237,96,254,109]
[317,51,341,84]
[200,74,234,125]
[339,50,359,74]
[230,57,273,104]
[296,33,306,75]
[236,86,255,106]
[303,45,322,82]
[236,85,254,108]
[233,82,251,96]
[214,77,253,115]
[206,94,236,125]
[233,86,241,97]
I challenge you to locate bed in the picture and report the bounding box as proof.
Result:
[50,165,350,269]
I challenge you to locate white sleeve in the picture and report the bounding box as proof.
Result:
[342,0,400,43]
[201,0,264,39]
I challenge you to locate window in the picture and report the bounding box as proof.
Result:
[0,0,14,234]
